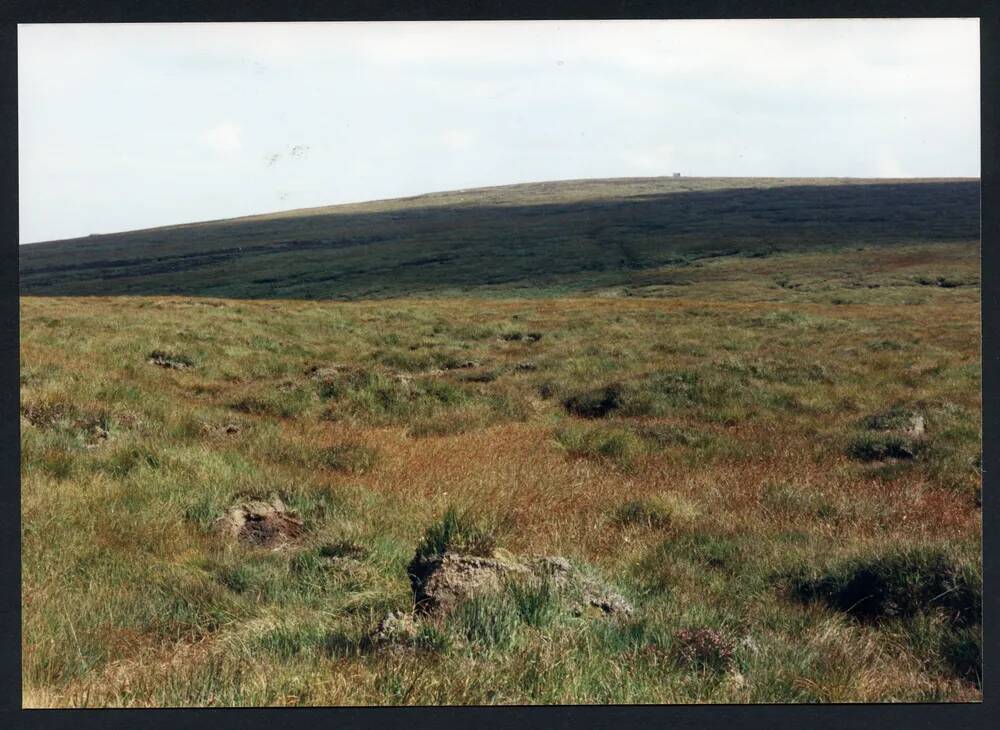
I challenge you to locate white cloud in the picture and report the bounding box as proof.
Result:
[199,122,242,153]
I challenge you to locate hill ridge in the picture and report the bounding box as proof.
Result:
[19,176,980,301]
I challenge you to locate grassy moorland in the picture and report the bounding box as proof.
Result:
[20,178,981,706]
[19,177,979,300]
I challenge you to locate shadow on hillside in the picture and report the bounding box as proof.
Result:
[19,181,981,301]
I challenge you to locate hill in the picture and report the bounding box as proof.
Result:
[19,177,980,300]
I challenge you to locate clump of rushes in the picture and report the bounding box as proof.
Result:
[413,506,497,562]
[506,575,560,628]
[452,592,522,649]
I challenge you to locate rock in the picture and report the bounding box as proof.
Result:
[443,360,479,370]
[865,407,925,436]
[368,610,419,646]
[851,408,927,461]
[725,670,747,691]
[408,548,632,620]
[213,496,304,548]
[461,370,498,383]
[147,350,194,370]
[408,552,529,615]
[202,422,241,436]
[530,555,573,576]
[581,590,634,618]
[305,364,345,380]
[514,361,538,372]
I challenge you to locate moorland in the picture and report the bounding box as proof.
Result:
[20,177,982,705]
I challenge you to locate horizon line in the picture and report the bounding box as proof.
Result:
[19,173,982,247]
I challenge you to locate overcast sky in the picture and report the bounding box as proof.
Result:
[18,19,980,244]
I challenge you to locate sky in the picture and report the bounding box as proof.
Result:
[18,19,980,244]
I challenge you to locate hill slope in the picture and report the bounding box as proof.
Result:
[19,177,980,300]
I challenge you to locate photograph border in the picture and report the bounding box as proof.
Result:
[1,1,996,727]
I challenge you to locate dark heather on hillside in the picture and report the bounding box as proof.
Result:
[20,177,980,300]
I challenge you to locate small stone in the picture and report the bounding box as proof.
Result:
[582,591,634,618]
[368,611,419,646]
[213,496,303,548]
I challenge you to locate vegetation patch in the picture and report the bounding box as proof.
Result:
[319,540,368,560]
[787,547,981,626]
[938,624,982,685]
[563,385,623,418]
[20,398,80,428]
[788,547,982,686]
[229,388,312,418]
[321,443,379,474]
[555,423,645,469]
[672,627,737,672]
[148,349,195,370]
[862,405,924,433]
[452,592,523,649]
[846,432,924,461]
[613,498,674,529]
[316,367,486,426]
[634,422,710,448]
